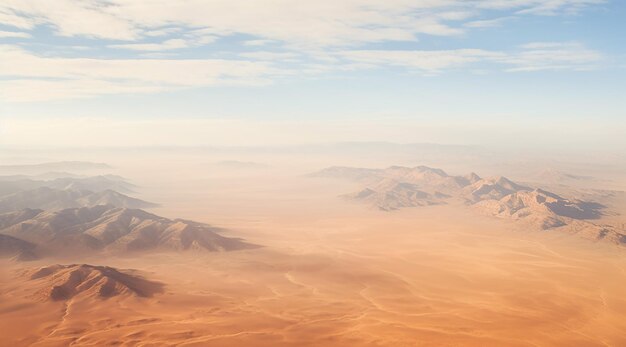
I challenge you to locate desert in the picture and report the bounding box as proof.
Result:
[1,1,625,345]
[1,151,625,347]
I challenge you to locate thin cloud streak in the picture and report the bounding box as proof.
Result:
[0,41,604,101]
[0,0,610,101]
[0,0,606,45]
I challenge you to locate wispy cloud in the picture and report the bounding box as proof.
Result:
[1,40,603,101]
[109,29,217,52]
[0,0,610,101]
[502,42,603,71]
[243,39,275,47]
[239,51,301,61]
[512,0,606,15]
[0,0,137,39]
[337,42,603,73]
[464,17,511,28]
[0,0,605,46]
[476,0,605,15]
[109,39,189,52]
[0,45,273,101]
[0,30,31,38]
[338,49,503,74]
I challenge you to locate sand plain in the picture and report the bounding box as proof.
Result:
[2,201,626,346]
[1,154,626,346]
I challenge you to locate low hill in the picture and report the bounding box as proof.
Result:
[474,189,606,230]
[29,264,164,301]
[343,180,448,211]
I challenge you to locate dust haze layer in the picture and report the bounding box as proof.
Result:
[0,146,625,347]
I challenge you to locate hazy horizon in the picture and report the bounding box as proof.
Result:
[1,1,625,346]
[1,1,625,151]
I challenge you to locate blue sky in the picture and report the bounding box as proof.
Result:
[0,0,624,148]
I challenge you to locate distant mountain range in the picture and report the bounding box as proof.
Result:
[0,171,83,181]
[0,187,157,213]
[342,179,449,211]
[0,175,136,197]
[0,161,111,174]
[312,165,624,245]
[0,173,155,215]
[474,188,604,229]
[0,205,257,260]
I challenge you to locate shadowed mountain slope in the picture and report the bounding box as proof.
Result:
[0,205,257,259]
[29,264,164,301]
[313,164,623,244]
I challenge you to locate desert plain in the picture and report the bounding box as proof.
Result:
[1,147,626,347]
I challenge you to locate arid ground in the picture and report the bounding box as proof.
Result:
[1,149,625,347]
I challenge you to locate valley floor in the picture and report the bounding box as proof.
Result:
[2,205,626,347]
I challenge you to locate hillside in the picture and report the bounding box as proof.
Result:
[0,206,257,259]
